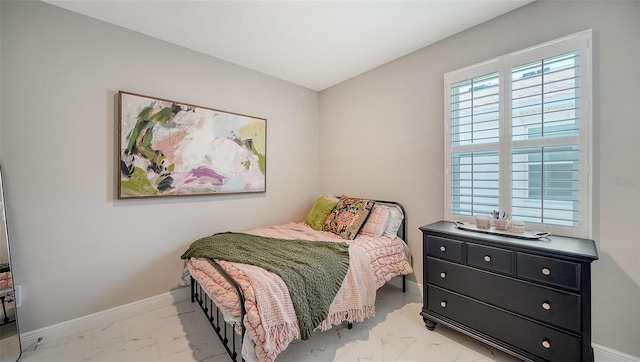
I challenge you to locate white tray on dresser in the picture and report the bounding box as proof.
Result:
[454,221,551,240]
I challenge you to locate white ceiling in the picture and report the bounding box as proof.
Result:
[43,0,533,91]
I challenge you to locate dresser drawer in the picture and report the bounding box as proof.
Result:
[427,257,581,332]
[517,253,581,290]
[467,243,514,275]
[427,285,581,362]
[426,236,464,263]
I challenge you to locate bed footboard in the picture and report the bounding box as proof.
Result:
[191,258,246,362]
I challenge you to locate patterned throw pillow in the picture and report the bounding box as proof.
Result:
[323,195,375,240]
[304,196,339,230]
[359,204,390,237]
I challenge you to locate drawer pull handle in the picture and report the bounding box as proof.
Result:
[440,246,446,252]
[542,339,551,349]
[542,268,551,276]
[542,302,551,310]
[440,272,446,279]
[440,301,447,308]
[483,255,491,262]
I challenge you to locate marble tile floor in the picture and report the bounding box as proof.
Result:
[17,285,522,362]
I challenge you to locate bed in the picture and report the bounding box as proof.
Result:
[181,195,413,362]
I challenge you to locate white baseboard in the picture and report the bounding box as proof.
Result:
[594,343,640,362]
[20,287,190,350]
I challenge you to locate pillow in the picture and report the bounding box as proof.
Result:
[382,204,404,239]
[323,195,375,240]
[359,204,390,237]
[305,196,339,230]
[323,194,340,202]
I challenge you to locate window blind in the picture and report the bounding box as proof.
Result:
[511,51,581,227]
[512,145,580,226]
[449,73,500,216]
[450,73,500,146]
[444,30,591,238]
[512,51,580,141]
[451,150,499,216]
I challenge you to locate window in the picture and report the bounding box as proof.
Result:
[444,30,592,238]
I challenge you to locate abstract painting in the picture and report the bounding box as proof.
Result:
[118,91,266,199]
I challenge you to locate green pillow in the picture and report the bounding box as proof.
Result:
[304,196,338,230]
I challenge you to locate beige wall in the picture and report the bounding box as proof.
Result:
[2,0,639,358]
[319,0,640,357]
[0,1,320,332]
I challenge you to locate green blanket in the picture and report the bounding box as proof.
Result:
[181,232,350,340]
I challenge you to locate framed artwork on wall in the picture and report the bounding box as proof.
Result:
[117,91,266,199]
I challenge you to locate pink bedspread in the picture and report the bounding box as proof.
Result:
[187,222,412,362]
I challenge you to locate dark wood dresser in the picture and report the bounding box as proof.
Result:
[419,221,598,362]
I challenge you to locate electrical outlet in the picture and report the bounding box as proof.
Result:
[14,285,21,308]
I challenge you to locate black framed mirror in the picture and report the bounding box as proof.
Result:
[0,166,21,361]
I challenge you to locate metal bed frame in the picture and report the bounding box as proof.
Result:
[189,200,408,362]
[191,260,246,361]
